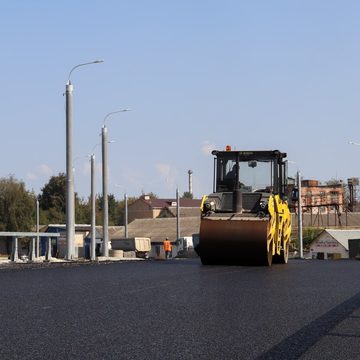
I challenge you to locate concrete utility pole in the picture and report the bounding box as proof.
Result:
[65,60,103,260]
[176,188,180,241]
[101,125,109,257]
[29,237,36,261]
[124,193,128,238]
[90,154,96,261]
[297,171,303,259]
[65,79,75,259]
[36,198,39,257]
[11,237,18,262]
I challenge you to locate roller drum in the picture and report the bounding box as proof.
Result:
[198,216,271,265]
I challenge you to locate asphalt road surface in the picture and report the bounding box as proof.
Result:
[0,258,359,360]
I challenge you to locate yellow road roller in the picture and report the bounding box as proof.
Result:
[196,147,291,266]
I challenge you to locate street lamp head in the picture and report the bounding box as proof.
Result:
[68,59,105,82]
[103,108,132,126]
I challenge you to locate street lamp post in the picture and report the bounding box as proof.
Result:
[65,60,103,260]
[297,170,303,259]
[90,154,96,261]
[36,197,40,258]
[124,193,128,238]
[348,141,360,212]
[102,109,130,257]
[176,188,180,241]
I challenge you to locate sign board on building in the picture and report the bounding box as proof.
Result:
[313,238,340,248]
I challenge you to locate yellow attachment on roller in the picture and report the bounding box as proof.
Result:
[200,195,208,212]
[268,195,291,263]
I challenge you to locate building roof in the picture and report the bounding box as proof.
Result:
[43,224,122,239]
[138,197,202,209]
[111,216,200,242]
[161,206,201,218]
[318,229,360,250]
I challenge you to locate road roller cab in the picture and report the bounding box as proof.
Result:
[197,148,291,266]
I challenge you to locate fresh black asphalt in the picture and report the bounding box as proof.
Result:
[0,259,359,359]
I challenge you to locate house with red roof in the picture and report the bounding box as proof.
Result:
[127,194,202,223]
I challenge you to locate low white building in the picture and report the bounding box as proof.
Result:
[310,229,360,260]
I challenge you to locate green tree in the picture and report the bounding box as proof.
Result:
[97,193,119,225]
[39,173,86,224]
[115,196,137,225]
[181,191,193,199]
[141,191,158,199]
[0,176,36,231]
[108,194,117,225]
[302,227,324,250]
[39,173,66,213]
[95,195,103,225]
[75,197,91,224]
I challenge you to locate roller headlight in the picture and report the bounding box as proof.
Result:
[260,201,266,209]
[204,200,216,212]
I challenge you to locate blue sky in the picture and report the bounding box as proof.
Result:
[1,1,360,200]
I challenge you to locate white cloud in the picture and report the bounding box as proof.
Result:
[26,164,53,182]
[26,172,37,181]
[82,162,90,176]
[112,167,146,195]
[38,164,53,177]
[156,163,178,189]
[78,158,102,177]
[201,141,216,156]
